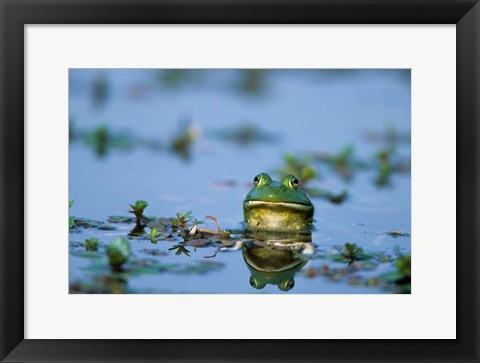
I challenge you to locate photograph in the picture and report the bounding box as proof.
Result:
[68,69,411,294]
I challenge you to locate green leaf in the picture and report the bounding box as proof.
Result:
[85,238,99,251]
[107,237,131,267]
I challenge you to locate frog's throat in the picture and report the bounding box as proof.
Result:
[243,200,314,231]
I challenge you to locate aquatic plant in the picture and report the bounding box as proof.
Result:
[314,144,366,180]
[327,243,371,264]
[169,123,200,161]
[157,69,203,89]
[375,146,395,186]
[277,154,317,188]
[91,74,109,108]
[236,69,268,96]
[168,244,191,257]
[69,200,75,229]
[215,123,278,146]
[307,188,349,204]
[129,200,149,225]
[386,230,410,238]
[203,215,231,239]
[82,126,134,158]
[170,211,196,235]
[395,255,411,279]
[365,125,410,146]
[380,255,411,293]
[147,228,160,244]
[106,237,131,270]
[84,237,99,251]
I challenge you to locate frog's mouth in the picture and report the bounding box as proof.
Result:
[245,200,313,211]
[244,200,314,231]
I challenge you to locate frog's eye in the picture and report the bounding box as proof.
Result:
[288,176,299,190]
[253,173,271,187]
[278,279,295,291]
[250,276,266,290]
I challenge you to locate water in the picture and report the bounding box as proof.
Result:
[69,69,411,294]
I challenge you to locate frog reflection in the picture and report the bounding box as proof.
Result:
[242,232,313,292]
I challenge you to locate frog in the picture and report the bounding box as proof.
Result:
[243,172,314,231]
[242,241,311,292]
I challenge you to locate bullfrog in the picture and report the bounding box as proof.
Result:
[243,173,314,231]
[242,239,312,292]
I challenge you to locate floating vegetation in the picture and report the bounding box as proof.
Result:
[380,255,411,293]
[141,248,167,257]
[235,69,268,96]
[326,243,372,265]
[167,244,191,257]
[168,211,218,238]
[70,217,115,230]
[148,228,160,242]
[374,146,411,187]
[157,69,205,90]
[106,237,131,270]
[365,125,410,146]
[215,123,278,146]
[70,274,128,294]
[277,154,317,188]
[169,123,201,161]
[70,251,104,259]
[107,215,136,224]
[84,238,99,251]
[386,230,410,238]
[91,74,109,109]
[307,188,349,204]
[304,247,408,293]
[69,200,75,229]
[82,126,134,158]
[72,124,163,158]
[313,144,366,180]
[129,200,149,225]
[375,146,395,186]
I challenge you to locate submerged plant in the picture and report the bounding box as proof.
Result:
[84,237,99,251]
[106,237,131,270]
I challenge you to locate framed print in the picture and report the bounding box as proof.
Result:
[1,1,479,362]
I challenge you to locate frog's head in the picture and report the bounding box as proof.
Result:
[242,244,308,292]
[243,172,314,231]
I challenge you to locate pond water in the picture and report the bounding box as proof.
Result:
[69,69,411,294]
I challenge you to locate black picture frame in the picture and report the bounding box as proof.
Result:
[1,1,478,362]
